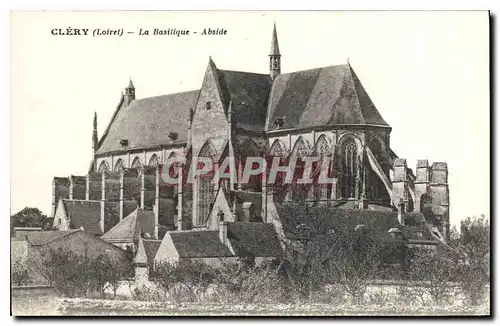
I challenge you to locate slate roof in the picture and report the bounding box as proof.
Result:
[95,62,389,155]
[134,238,162,267]
[11,230,81,246]
[217,70,272,131]
[270,23,280,55]
[143,239,162,263]
[63,200,102,235]
[101,208,155,243]
[227,222,282,257]
[96,90,199,154]
[266,64,389,131]
[169,230,234,258]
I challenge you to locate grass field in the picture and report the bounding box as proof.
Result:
[12,294,490,316]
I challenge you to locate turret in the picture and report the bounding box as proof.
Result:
[414,159,430,213]
[429,162,450,240]
[123,78,135,106]
[269,23,281,80]
[392,158,408,211]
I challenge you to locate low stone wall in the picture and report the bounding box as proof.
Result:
[12,285,56,296]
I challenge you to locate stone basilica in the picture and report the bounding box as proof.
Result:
[51,24,450,261]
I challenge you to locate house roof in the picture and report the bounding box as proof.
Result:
[62,200,102,235]
[227,222,282,257]
[217,70,272,131]
[266,64,389,131]
[96,90,199,154]
[142,239,162,263]
[134,238,162,267]
[101,208,155,242]
[169,230,234,258]
[11,230,81,246]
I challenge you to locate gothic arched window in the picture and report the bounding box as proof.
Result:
[131,157,143,180]
[114,159,125,172]
[238,140,261,191]
[339,138,358,199]
[148,154,159,167]
[292,137,310,158]
[270,140,285,157]
[315,135,330,157]
[131,157,142,170]
[197,142,217,226]
[98,161,109,173]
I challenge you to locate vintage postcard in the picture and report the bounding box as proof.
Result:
[10,11,490,316]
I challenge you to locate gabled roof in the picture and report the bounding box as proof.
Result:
[266,64,389,131]
[217,70,272,131]
[11,230,81,246]
[62,200,102,235]
[101,208,155,243]
[96,90,199,154]
[134,238,162,267]
[169,230,234,258]
[227,222,282,257]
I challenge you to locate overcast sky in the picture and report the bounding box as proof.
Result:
[11,11,489,226]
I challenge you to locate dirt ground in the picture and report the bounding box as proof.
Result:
[11,294,490,317]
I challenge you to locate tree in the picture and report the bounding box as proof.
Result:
[214,259,285,304]
[33,246,89,297]
[323,225,389,304]
[406,247,458,305]
[449,215,490,305]
[104,256,133,299]
[277,203,395,304]
[152,261,179,301]
[173,260,217,301]
[11,261,30,286]
[11,207,53,235]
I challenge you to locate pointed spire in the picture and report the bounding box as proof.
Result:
[124,78,136,106]
[93,112,97,130]
[269,23,281,80]
[270,22,280,55]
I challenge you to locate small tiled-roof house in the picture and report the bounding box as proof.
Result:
[52,198,121,236]
[11,228,131,285]
[154,221,282,268]
[101,208,157,251]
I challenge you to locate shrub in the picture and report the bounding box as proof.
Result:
[11,261,30,286]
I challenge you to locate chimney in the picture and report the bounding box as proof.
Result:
[398,198,406,225]
[219,221,228,245]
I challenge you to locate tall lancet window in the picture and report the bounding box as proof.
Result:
[148,154,159,167]
[341,139,358,199]
[197,143,216,226]
[114,159,125,172]
[98,161,109,173]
